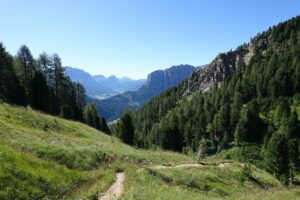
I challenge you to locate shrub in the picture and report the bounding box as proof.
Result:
[240,164,253,183]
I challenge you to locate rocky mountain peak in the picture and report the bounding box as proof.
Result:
[145,65,196,92]
[182,35,269,95]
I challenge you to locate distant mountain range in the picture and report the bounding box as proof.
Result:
[87,64,197,121]
[65,67,146,99]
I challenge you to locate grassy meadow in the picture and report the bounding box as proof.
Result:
[0,103,299,199]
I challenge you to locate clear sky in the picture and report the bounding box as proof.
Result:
[1,0,299,79]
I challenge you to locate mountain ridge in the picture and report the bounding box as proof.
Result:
[65,66,146,99]
[91,64,197,121]
[181,36,268,95]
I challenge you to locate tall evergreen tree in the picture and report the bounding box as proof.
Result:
[52,54,65,110]
[30,71,49,112]
[100,117,111,135]
[231,91,243,128]
[119,111,134,145]
[83,104,101,130]
[73,82,86,120]
[0,43,26,105]
[288,111,299,138]
[37,52,53,84]
[15,45,35,92]
[60,104,75,119]
[274,98,291,127]
[265,131,290,184]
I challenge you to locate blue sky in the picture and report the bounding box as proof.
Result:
[1,0,299,79]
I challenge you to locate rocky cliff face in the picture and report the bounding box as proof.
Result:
[95,65,196,121]
[182,51,247,94]
[144,65,196,93]
[182,36,268,95]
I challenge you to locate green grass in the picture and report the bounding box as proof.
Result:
[216,145,264,166]
[121,161,300,200]
[0,103,192,199]
[0,103,299,199]
[0,145,85,199]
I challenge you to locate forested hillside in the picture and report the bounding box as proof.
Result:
[0,44,110,134]
[113,16,300,184]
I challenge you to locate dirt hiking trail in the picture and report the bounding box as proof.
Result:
[98,162,227,199]
[152,163,204,169]
[98,172,125,200]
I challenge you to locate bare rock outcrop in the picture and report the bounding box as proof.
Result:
[182,36,269,95]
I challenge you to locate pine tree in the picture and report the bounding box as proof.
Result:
[119,111,134,145]
[15,45,35,92]
[73,82,86,120]
[83,104,101,130]
[231,92,243,128]
[37,52,53,84]
[287,138,299,184]
[234,120,247,145]
[100,117,111,135]
[30,71,49,112]
[288,111,299,138]
[265,131,290,184]
[60,104,75,119]
[234,105,249,145]
[274,98,291,127]
[0,43,27,105]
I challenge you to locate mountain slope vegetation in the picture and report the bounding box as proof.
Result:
[0,103,193,199]
[0,43,112,134]
[113,15,300,184]
[1,103,299,199]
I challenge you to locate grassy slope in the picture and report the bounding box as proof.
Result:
[0,103,191,199]
[0,103,299,199]
[122,160,300,200]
